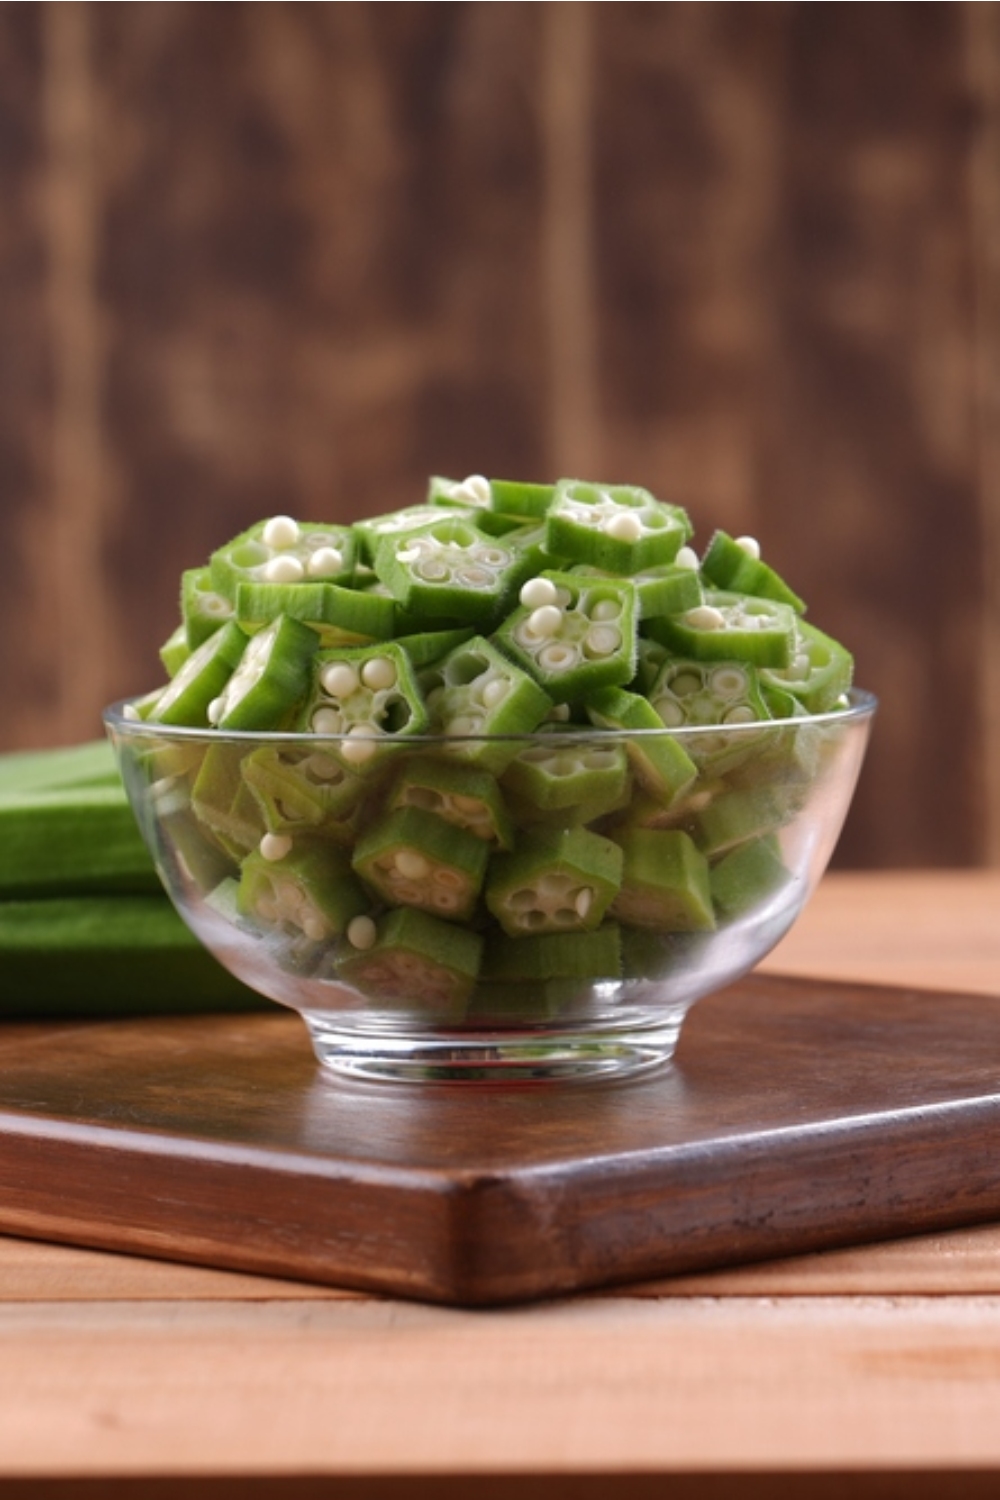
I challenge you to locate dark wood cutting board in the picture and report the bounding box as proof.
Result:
[2,971,1000,1306]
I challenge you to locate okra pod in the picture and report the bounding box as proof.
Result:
[495,571,639,704]
[352,805,489,922]
[485,825,623,937]
[545,480,692,573]
[336,905,483,1011]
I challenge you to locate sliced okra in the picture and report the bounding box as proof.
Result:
[335,906,483,1011]
[760,619,854,715]
[385,756,514,848]
[700,531,806,614]
[299,640,427,772]
[545,479,691,572]
[500,729,630,822]
[374,516,528,627]
[210,518,356,599]
[237,839,369,944]
[353,503,467,566]
[571,560,702,621]
[485,825,623,938]
[191,744,265,858]
[210,614,319,731]
[426,474,524,537]
[149,620,249,728]
[644,590,797,669]
[709,834,793,920]
[694,782,789,858]
[646,658,772,775]
[234,579,396,645]
[424,635,552,774]
[181,566,235,649]
[480,922,622,982]
[242,745,368,840]
[611,829,715,932]
[487,478,555,523]
[352,806,489,922]
[495,571,638,704]
[158,623,190,680]
[584,687,698,807]
[394,625,475,670]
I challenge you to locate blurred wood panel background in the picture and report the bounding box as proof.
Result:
[1,1,999,869]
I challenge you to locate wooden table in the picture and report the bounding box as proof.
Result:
[3,870,1000,1498]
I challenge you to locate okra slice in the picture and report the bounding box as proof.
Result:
[234,579,395,645]
[159,623,190,680]
[571,559,702,620]
[488,478,556,522]
[385,756,514,848]
[760,619,854,715]
[644,590,797,669]
[485,825,623,937]
[585,687,698,807]
[646,659,772,775]
[148,620,249,728]
[694,782,789,857]
[481,922,622,982]
[191,744,265,858]
[374,516,528,627]
[210,518,356,599]
[500,730,630,821]
[424,636,552,774]
[353,503,467,565]
[300,641,427,772]
[545,479,691,572]
[709,834,793,919]
[495,571,638,704]
[210,614,319,731]
[242,745,368,839]
[352,806,489,922]
[611,829,715,932]
[700,531,806,614]
[237,839,369,944]
[394,626,475,670]
[181,566,236,649]
[336,906,483,1011]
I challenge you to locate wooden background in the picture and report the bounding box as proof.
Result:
[1,1,999,869]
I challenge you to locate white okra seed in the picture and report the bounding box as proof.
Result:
[603,511,643,542]
[207,696,225,725]
[260,832,293,862]
[735,535,761,559]
[395,849,430,880]
[590,599,621,622]
[481,677,508,709]
[320,663,360,699]
[306,546,344,578]
[311,707,344,735]
[723,706,756,725]
[264,554,305,584]
[519,576,559,610]
[585,625,621,657]
[341,725,380,764]
[301,915,328,942]
[262,515,301,550]
[456,474,491,506]
[685,604,726,630]
[361,656,397,691]
[528,604,563,638]
[574,888,593,918]
[347,915,378,951]
[674,546,699,570]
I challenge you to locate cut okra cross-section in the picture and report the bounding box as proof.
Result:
[500,730,630,823]
[373,516,528,627]
[242,745,368,840]
[299,641,428,770]
[210,517,356,598]
[545,480,691,572]
[237,838,370,944]
[485,825,623,938]
[385,756,513,848]
[336,906,483,1012]
[644,590,797,669]
[148,620,249,729]
[351,806,489,922]
[646,658,771,775]
[611,828,715,932]
[495,571,638,704]
[424,635,552,774]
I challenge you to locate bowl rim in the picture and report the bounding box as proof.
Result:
[103,686,877,748]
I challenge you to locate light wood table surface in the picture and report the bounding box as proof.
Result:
[3,870,1000,1498]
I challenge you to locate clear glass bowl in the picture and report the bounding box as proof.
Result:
[104,690,875,1083]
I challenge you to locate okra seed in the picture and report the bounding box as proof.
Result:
[452,794,483,814]
[456,567,492,588]
[304,752,343,782]
[306,546,344,578]
[260,832,293,862]
[585,625,621,658]
[709,667,748,698]
[539,642,580,672]
[654,698,685,728]
[735,535,761,559]
[603,511,643,543]
[341,727,380,764]
[520,577,559,610]
[262,516,301,550]
[361,657,397,691]
[311,707,344,735]
[675,546,699,570]
[302,915,328,942]
[458,474,492,506]
[575,888,593,918]
[321,663,360,698]
[555,587,573,609]
[395,849,430,880]
[347,915,378,950]
[685,605,726,630]
[670,670,703,696]
[590,599,621,622]
[723,706,756,725]
[417,558,450,582]
[207,696,225,725]
[481,677,508,709]
[264,554,305,584]
[528,605,563,638]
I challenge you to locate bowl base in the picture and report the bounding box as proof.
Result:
[302,1012,688,1084]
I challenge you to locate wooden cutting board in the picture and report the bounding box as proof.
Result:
[2,971,1000,1306]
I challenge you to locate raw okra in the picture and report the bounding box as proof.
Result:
[0,782,161,897]
[210,518,356,599]
[374,515,528,627]
[423,635,552,773]
[760,619,854,715]
[495,572,638,703]
[237,838,369,944]
[242,745,369,840]
[485,825,623,937]
[300,641,428,771]
[481,922,622,982]
[191,744,265,858]
[611,828,715,932]
[545,480,691,572]
[699,531,806,614]
[149,620,249,729]
[646,659,772,775]
[234,578,396,645]
[351,805,489,922]
[159,624,190,679]
[571,559,703,621]
[182,566,236,649]
[709,834,793,919]
[644,591,797,669]
[210,614,319,731]
[335,906,483,1011]
[385,756,514,848]
[584,687,698,807]
[500,730,630,823]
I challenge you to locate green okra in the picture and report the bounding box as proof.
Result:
[181,566,236,649]
[487,478,556,523]
[242,744,368,840]
[336,905,483,1011]
[0,740,122,797]
[644,590,797,669]
[500,730,630,823]
[374,515,529,628]
[424,635,552,774]
[159,623,191,679]
[545,479,692,572]
[571,560,703,621]
[210,518,356,599]
[385,756,514,848]
[191,744,265,857]
[709,834,793,919]
[394,626,476,670]
[299,640,428,773]
[760,619,854,715]
[353,503,462,565]
[234,578,396,645]
[495,571,639,704]
[694,783,790,858]
[611,828,715,931]
[481,922,622,982]
[148,620,250,729]
[646,659,773,776]
[237,838,370,943]
[0,895,266,1016]
[700,531,806,613]
[0,782,160,898]
[212,614,319,731]
[352,805,489,923]
[585,687,698,807]
[485,825,623,938]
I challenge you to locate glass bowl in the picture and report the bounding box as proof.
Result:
[104,690,875,1083]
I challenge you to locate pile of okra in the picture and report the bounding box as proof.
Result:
[139,475,854,1010]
